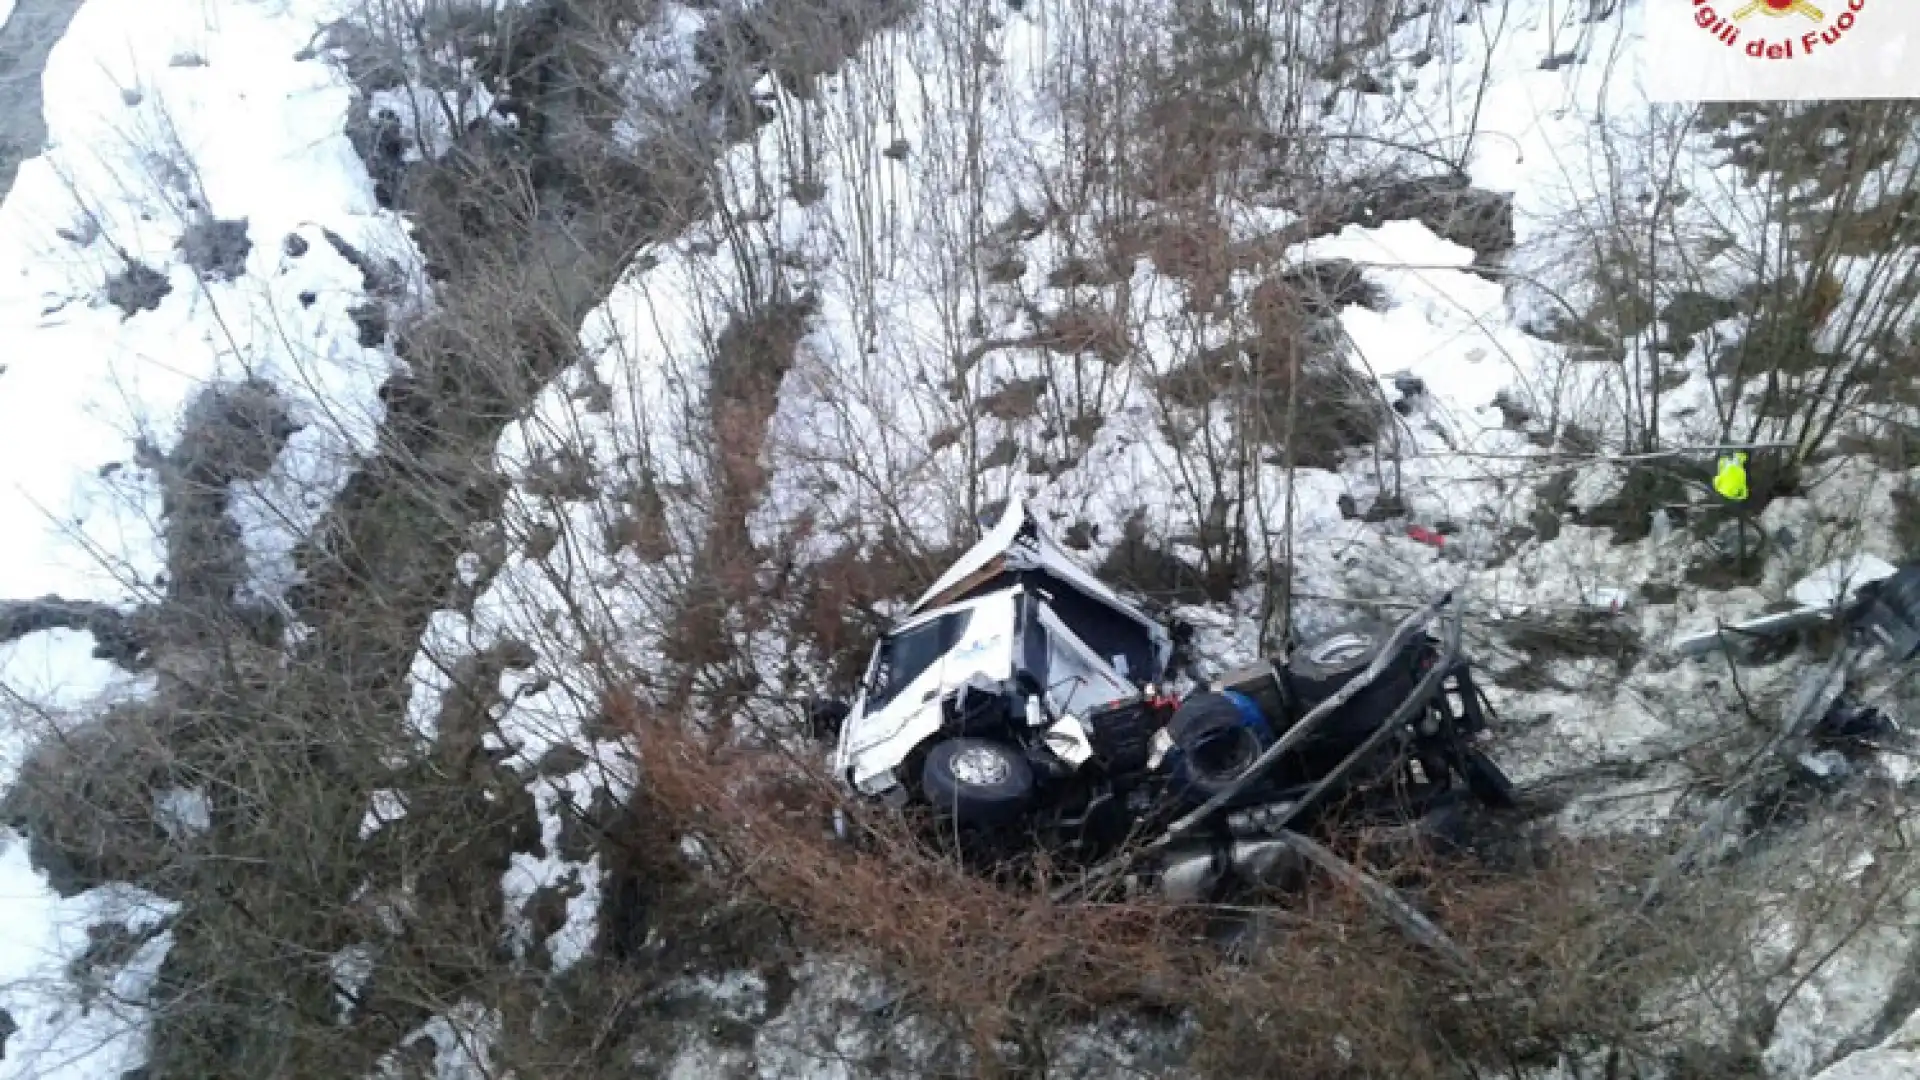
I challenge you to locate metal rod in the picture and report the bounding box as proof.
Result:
[1053,591,1455,902]
[1163,591,1455,840]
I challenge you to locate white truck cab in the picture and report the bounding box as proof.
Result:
[831,498,1172,801]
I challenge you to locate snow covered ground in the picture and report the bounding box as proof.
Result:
[0,0,1916,1076]
[0,0,410,1071]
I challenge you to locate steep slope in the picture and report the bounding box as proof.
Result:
[1,0,1918,1077]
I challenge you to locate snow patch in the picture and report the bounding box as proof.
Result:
[0,0,411,610]
[368,57,507,164]
[359,789,409,839]
[0,832,178,1080]
[153,786,210,838]
[330,943,375,1025]
[0,628,154,791]
[371,1001,505,1080]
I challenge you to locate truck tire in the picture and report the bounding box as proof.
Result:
[1288,622,1392,703]
[920,738,1035,825]
[1167,691,1272,801]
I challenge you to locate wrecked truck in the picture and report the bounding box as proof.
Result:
[820,498,1518,902]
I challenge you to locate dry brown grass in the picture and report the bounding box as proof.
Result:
[614,691,1195,1057]
[614,680,1715,1078]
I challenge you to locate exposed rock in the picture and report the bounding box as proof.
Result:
[1661,289,1740,341]
[1276,258,1384,315]
[105,260,171,317]
[320,227,404,297]
[56,217,99,246]
[1812,1009,1920,1079]
[536,743,590,778]
[170,378,300,488]
[1355,175,1515,258]
[1491,389,1534,430]
[177,216,252,281]
[348,300,389,347]
[0,597,148,667]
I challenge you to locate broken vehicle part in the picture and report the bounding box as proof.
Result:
[1457,744,1517,808]
[1791,554,1899,609]
[1288,620,1407,703]
[1815,697,1895,747]
[1164,691,1273,800]
[1210,658,1291,726]
[1054,593,1469,903]
[1850,560,1920,663]
[828,499,1517,981]
[1672,556,1905,660]
[1148,837,1306,904]
[1041,713,1095,768]
[1276,828,1492,985]
[1165,594,1462,842]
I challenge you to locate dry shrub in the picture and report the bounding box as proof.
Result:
[791,539,937,695]
[1185,831,1689,1078]
[1035,303,1133,363]
[615,692,1195,1062]
[615,682,1705,1078]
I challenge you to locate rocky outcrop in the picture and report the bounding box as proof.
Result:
[1814,1010,1920,1080]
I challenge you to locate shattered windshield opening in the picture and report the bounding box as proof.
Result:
[1041,617,1136,717]
[867,610,973,711]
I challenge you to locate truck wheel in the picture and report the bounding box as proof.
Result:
[1288,622,1391,703]
[920,738,1035,826]
[1459,746,1517,809]
[1167,691,1271,800]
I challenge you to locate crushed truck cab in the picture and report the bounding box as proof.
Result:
[832,497,1171,798]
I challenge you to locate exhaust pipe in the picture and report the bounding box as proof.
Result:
[1229,839,1304,888]
[1154,838,1308,902]
[1156,844,1223,903]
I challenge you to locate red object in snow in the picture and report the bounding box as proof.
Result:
[1407,525,1445,548]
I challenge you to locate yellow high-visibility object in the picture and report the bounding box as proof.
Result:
[1714,452,1750,503]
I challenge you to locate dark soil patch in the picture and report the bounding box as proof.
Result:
[1034,303,1130,362]
[177,216,252,281]
[1571,466,1697,544]
[1047,254,1126,290]
[1490,389,1534,431]
[1274,259,1385,316]
[1681,516,1771,590]
[979,437,1020,470]
[1298,173,1516,261]
[1530,469,1576,543]
[1659,290,1740,340]
[1097,511,1231,607]
[978,375,1051,422]
[1639,581,1681,605]
[1895,486,1920,561]
[105,260,171,317]
[1496,613,1645,684]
